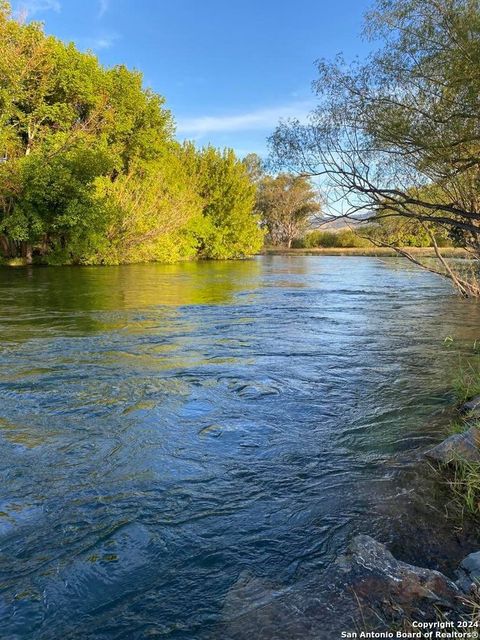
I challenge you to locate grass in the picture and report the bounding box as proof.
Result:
[439,355,480,518]
[263,246,469,257]
[447,459,480,516]
[452,358,480,405]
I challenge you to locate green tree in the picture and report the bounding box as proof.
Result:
[256,174,321,248]
[270,0,480,295]
[3,137,114,262]
[188,146,265,259]
[242,153,265,184]
[86,149,203,265]
[0,3,262,265]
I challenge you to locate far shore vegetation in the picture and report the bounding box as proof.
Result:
[270,0,480,297]
[2,0,480,287]
[0,2,264,266]
[264,246,468,258]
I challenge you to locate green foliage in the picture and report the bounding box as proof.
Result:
[446,459,480,517]
[298,228,373,248]
[81,149,202,265]
[441,350,480,517]
[190,147,265,259]
[241,153,265,184]
[451,357,480,405]
[256,174,321,248]
[294,217,454,249]
[6,138,113,246]
[0,4,261,264]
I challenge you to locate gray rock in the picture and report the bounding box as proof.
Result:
[340,535,463,620]
[214,536,466,639]
[216,570,351,640]
[425,426,480,463]
[456,551,480,594]
[459,395,480,416]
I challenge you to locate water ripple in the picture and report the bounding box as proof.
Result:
[0,257,479,639]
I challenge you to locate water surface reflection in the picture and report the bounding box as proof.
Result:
[0,256,479,639]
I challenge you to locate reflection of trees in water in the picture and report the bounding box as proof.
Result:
[0,417,56,448]
[0,260,263,341]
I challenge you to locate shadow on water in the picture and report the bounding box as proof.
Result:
[0,256,479,639]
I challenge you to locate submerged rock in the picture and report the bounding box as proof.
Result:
[215,536,467,639]
[456,551,480,594]
[425,426,480,463]
[337,535,463,623]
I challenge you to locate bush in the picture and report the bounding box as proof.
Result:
[301,229,372,248]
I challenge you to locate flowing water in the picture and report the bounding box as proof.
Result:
[1,256,480,639]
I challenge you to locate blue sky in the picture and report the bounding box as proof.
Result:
[12,0,372,157]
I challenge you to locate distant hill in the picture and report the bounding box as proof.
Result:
[313,213,374,231]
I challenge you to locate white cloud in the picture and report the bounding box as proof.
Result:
[17,0,61,16]
[98,0,108,18]
[176,100,314,137]
[81,32,119,50]
[91,35,116,49]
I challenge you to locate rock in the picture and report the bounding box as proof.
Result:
[456,551,480,594]
[217,571,338,640]
[339,535,464,622]
[221,571,283,621]
[213,537,469,639]
[459,395,480,417]
[425,426,480,463]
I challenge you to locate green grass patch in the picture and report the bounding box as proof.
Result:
[436,352,480,518]
[451,357,480,405]
[445,457,480,517]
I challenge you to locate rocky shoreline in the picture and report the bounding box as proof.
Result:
[218,398,480,638]
[217,537,479,639]
[340,395,480,630]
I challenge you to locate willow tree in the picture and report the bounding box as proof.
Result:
[270,0,480,296]
[0,1,174,262]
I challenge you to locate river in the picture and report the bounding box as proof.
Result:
[1,256,479,639]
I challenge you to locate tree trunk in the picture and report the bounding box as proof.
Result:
[20,241,33,264]
[0,235,10,258]
[0,235,21,259]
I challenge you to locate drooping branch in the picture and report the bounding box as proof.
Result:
[269,0,480,295]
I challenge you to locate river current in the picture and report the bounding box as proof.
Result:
[1,256,479,639]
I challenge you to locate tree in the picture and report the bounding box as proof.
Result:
[2,136,114,262]
[87,149,202,265]
[0,4,262,265]
[270,0,480,295]
[256,174,321,248]
[242,153,265,184]
[186,145,265,259]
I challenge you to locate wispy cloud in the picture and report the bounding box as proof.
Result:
[97,0,108,18]
[91,34,117,49]
[80,32,119,51]
[176,100,314,137]
[17,0,61,17]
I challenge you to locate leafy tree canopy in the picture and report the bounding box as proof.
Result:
[256,173,322,248]
[0,2,263,264]
[270,0,480,295]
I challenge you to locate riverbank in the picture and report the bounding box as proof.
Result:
[0,246,468,267]
[264,247,469,257]
[347,384,480,633]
